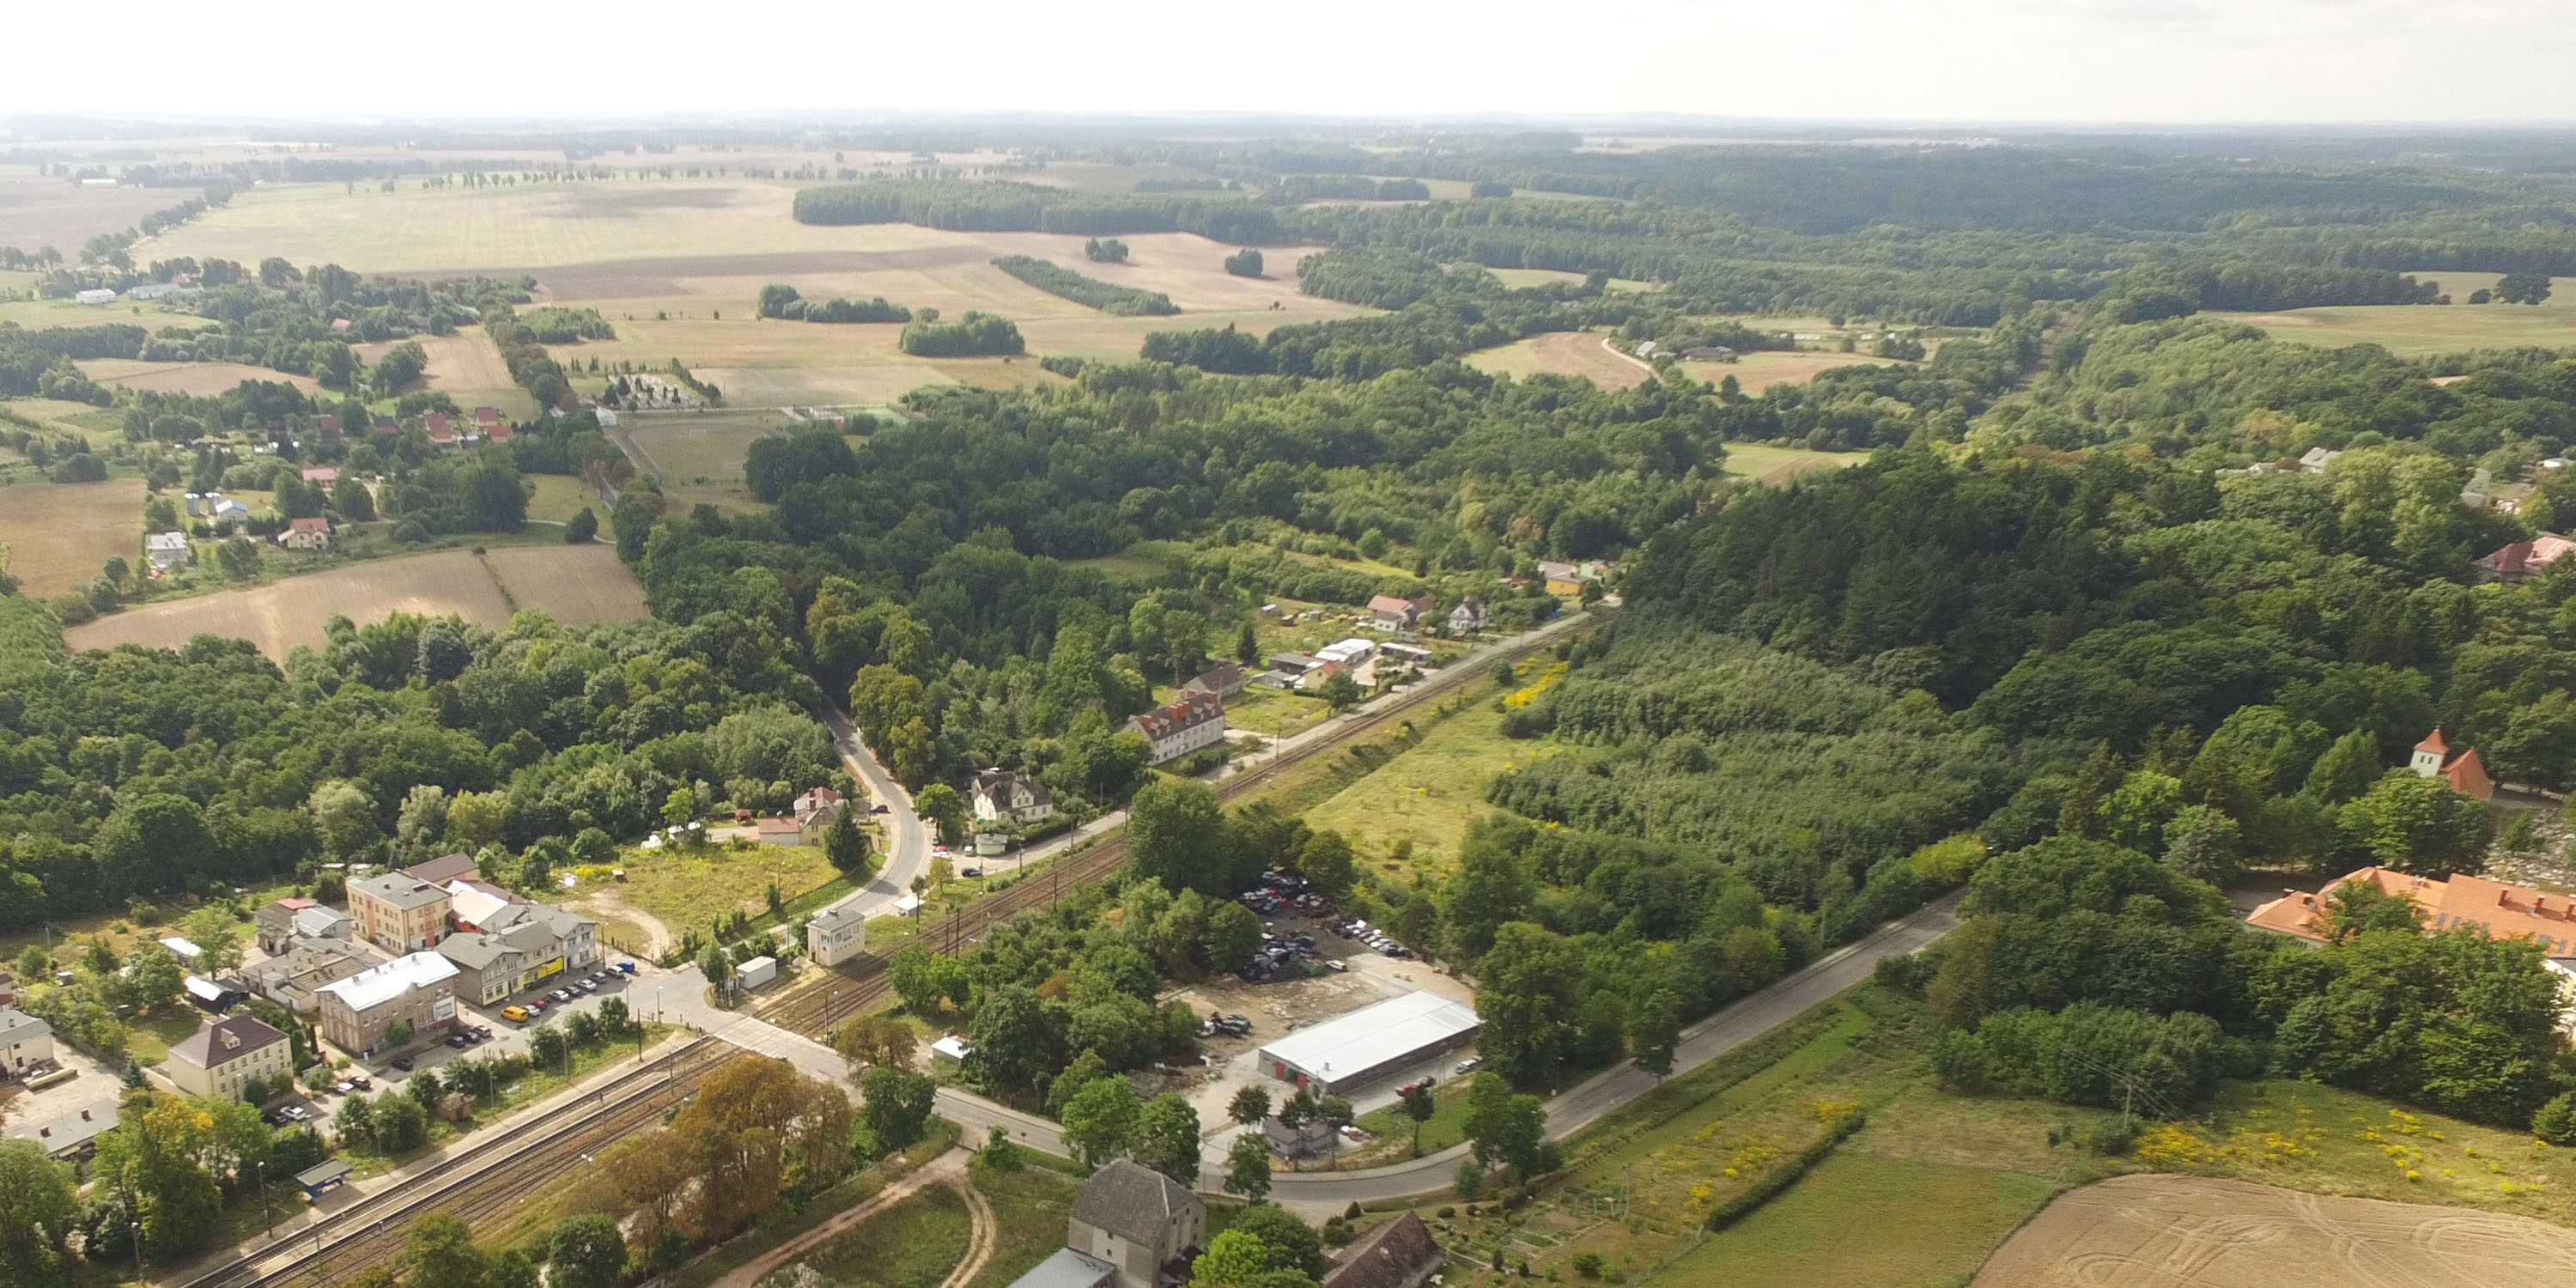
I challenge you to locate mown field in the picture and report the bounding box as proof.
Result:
[62,543,645,657]
[0,475,144,598]
[2216,273,2576,357]
[1466,330,1653,386]
[0,171,186,253]
[142,179,1369,407]
[354,328,535,417]
[1720,442,1870,485]
[620,412,789,513]
[77,358,322,397]
[1681,349,1905,391]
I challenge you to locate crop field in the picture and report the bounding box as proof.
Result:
[1972,1174,2576,1288]
[0,476,143,597]
[355,328,530,414]
[77,358,321,397]
[1657,1154,2053,1288]
[62,544,644,658]
[0,171,186,252]
[1721,442,1870,485]
[140,179,1365,407]
[1467,330,1655,386]
[1482,267,1656,291]
[2217,275,2576,357]
[1680,349,1903,391]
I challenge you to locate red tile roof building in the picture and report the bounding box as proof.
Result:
[2476,534,2576,582]
[1126,690,1227,764]
[2409,728,2495,800]
[2248,866,2576,958]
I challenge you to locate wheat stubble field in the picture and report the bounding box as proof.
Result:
[64,544,645,658]
[1973,1175,2576,1288]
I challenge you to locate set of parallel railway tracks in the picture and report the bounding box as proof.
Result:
[179,1037,734,1288]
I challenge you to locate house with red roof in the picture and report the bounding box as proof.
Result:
[280,517,331,551]
[2409,728,2494,800]
[2476,534,2576,582]
[1125,690,1226,763]
[425,413,457,447]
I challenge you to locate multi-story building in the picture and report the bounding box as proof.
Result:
[347,872,453,953]
[0,1006,53,1076]
[234,937,375,1015]
[316,952,459,1058]
[969,769,1055,826]
[165,1015,291,1101]
[1124,690,1226,764]
[434,902,599,1005]
[807,904,868,967]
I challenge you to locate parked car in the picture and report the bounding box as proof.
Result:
[1398,1078,1437,1097]
[390,1057,414,1072]
[503,1005,532,1022]
[550,988,574,1003]
[615,961,637,975]
[471,1026,491,1041]
[1455,1056,1484,1074]
[870,803,890,814]
[447,1033,472,1048]
[961,867,981,878]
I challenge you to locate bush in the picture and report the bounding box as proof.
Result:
[2535,1091,2576,1145]
[1572,1253,1606,1279]
[393,519,429,544]
[1454,1157,1485,1200]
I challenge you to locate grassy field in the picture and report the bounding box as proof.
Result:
[0,172,189,255]
[599,841,845,944]
[525,473,609,525]
[356,329,536,418]
[1652,1154,2053,1288]
[64,544,647,658]
[1303,701,1534,876]
[1212,684,1331,740]
[1466,331,1654,387]
[0,475,143,598]
[77,358,322,397]
[2215,274,2576,357]
[965,1163,1084,1288]
[620,412,791,513]
[1720,442,1871,485]
[800,1182,971,1288]
[1481,268,1655,292]
[1680,349,1904,391]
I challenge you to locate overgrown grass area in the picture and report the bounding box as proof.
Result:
[1346,1078,1474,1165]
[126,1008,207,1066]
[965,1163,1084,1288]
[1303,700,1534,876]
[1645,1153,2053,1288]
[604,841,845,940]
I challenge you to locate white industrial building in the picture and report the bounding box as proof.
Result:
[1255,990,1479,1095]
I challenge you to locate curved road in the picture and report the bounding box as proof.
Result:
[817,706,931,921]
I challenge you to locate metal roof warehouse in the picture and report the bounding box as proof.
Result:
[1255,990,1479,1095]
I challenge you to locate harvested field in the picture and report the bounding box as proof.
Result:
[0,173,185,254]
[1722,442,1869,485]
[63,544,644,659]
[0,477,144,598]
[77,359,320,397]
[358,329,516,392]
[1466,330,1654,387]
[1973,1173,2576,1288]
[1681,349,1904,390]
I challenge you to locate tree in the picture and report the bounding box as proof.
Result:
[1320,670,1363,712]
[0,1139,76,1286]
[2497,270,2554,305]
[1205,901,1262,972]
[2160,805,2242,885]
[1471,921,1583,1087]
[1060,1077,1142,1167]
[1224,1133,1273,1203]
[1224,248,1265,277]
[1462,1073,1547,1176]
[1194,1230,1280,1288]
[1295,830,1357,902]
[1128,777,1232,896]
[181,904,244,974]
[834,1014,919,1073]
[1236,622,1261,666]
[2536,1091,2576,1145]
[93,1093,221,1261]
[1134,1092,1201,1186]
[963,983,1062,1095]
[307,780,379,856]
[564,507,598,544]
[91,793,211,900]
[1442,822,1536,961]
[1630,989,1681,1079]
[2336,772,2494,878]
[699,941,731,988]
[1229,1084,1272,1129]
[860,1066,938,1148]
[1399,1083,1438,1153]
[914,783,968,847]
[547,1214,628,1288]
[399,1212,492,1288]
[1230,1206,1327,1279]
[823,810,873,876]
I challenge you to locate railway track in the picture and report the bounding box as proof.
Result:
[179,1037,734,1288]
[755,616,1584,1039]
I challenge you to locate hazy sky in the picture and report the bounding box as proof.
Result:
[10,0,2576,125]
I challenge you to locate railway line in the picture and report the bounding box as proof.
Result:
[179,1037,735,1288]
[753,615,1585,1039]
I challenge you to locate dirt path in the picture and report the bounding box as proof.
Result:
[938,1175,998,1288]
[715,1148,969,1288]
[568,888,674,958]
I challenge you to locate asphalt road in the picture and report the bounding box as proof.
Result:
[1263,892,1963,1210]
[817,706,930,921]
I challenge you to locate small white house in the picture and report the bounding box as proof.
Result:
[145,532,192,571]
[74,288,118,307]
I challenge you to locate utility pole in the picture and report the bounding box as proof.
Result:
[258,1157,273,1234]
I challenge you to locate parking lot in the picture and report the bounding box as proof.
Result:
[0,1042,127,1159]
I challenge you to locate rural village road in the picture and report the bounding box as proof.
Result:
[812,706,930,923]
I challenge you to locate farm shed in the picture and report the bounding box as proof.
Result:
[1256,990,1479,1095]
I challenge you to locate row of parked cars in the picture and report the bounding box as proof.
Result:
[1333,919,1413,958]
[500,962,634,1023]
